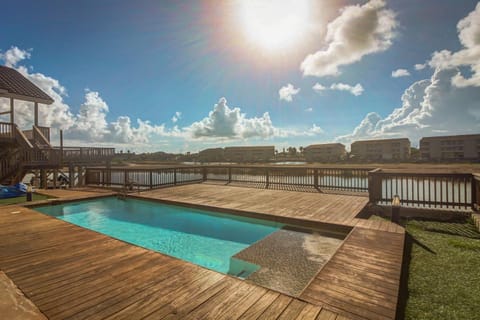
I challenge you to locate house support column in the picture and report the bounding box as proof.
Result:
[40,169,47,189]
[34,102,39,126]
[10,98,14,124]
[69,165,74,188]
[53,170,58,189]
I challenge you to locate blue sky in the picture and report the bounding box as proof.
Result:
[1,0,480,152]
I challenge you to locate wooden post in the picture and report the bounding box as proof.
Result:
[472,174,479,211]
[368,168,382,203]
[314,168,319,189]
[34,102,39,126]
[202,167,207,182]
[105,160,111,186]
[59,130,64,164]
[10,98,14,124]
[265,168,269,188]
[68,165,74,188]
[149,170,153,189]
[40,169,47,189]
[53,170,58,189]
[174,168,177,185]
[228,167,232,183]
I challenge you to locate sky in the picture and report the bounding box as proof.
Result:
[1,0,480,153]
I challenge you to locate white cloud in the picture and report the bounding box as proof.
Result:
[313,82,364,96]
[391,68,411,77]
[414,63,426,70]
[0,46,31,68]
[307,124,324,135]
[187,97,278,140]
[278,83,300,102]
[429,3,480,87]
[330,83,364,96]
[301,0,397,77]
[171,111,181,123]
[305,107,313,112]
[312,83,327,92]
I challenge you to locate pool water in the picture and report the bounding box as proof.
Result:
[35,197,282,274]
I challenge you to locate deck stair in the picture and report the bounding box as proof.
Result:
[1,123,114,186]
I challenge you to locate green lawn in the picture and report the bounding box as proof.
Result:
[404,219,480,320]
[0,193,50,205]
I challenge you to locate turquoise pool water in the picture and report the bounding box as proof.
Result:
[35,197,281,274]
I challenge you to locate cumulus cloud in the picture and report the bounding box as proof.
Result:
[391,68,411,77]
[0,46,31,68]
[313,82,364,96]
[171,111,181,123]
[278,83,300,102]
[187,97,278,139]
[330,83,364,96]
[429,3,480,87]
[301,0,397,77]
[414,63,426,70]
[312,83,327,92]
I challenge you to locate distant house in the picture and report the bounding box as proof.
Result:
[420,134,480,161]
[224,146,274,162]
[351,138,410,161]
[198,148,225,162]
[304,143,346,162]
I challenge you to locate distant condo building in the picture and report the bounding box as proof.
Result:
[198,148,225,162]
[420,134,480,161]
[351,138,410,161]
[224,146,274,162]
[304,143,346,162]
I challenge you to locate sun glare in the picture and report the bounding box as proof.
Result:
[237,0,311,51]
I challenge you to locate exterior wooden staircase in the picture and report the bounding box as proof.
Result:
[1,121,115,185]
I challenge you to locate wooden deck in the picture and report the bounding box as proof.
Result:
[136,183,370,227]
[0,185,405,320]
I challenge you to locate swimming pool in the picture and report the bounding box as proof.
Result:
[35,197,282,274]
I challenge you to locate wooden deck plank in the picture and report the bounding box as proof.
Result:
[136,184,369,227]
[301,227,405,320]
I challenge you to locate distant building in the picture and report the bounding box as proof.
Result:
[198,148,225,162]
[304,143,346,162]
[224,146,274,162]
[351,138,410,161]
[420,134,480,161]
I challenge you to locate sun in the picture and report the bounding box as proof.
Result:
[237,0,311,51]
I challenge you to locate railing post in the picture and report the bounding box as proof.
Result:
[174,168,177,185]
[472,174,479,211]
[202,167,207,182]
[368,168,382,204]
[314,168,319,189]
[228,167,232,183]
[149,170,153,190]
[266,168,269,188]
[124,169,128,187]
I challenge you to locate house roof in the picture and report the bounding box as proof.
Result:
[0,65,54,104]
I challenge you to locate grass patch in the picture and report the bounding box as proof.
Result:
[0,193,50,205]
[404,219,480,320]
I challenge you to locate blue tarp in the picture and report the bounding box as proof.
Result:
[0,183,27,199]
